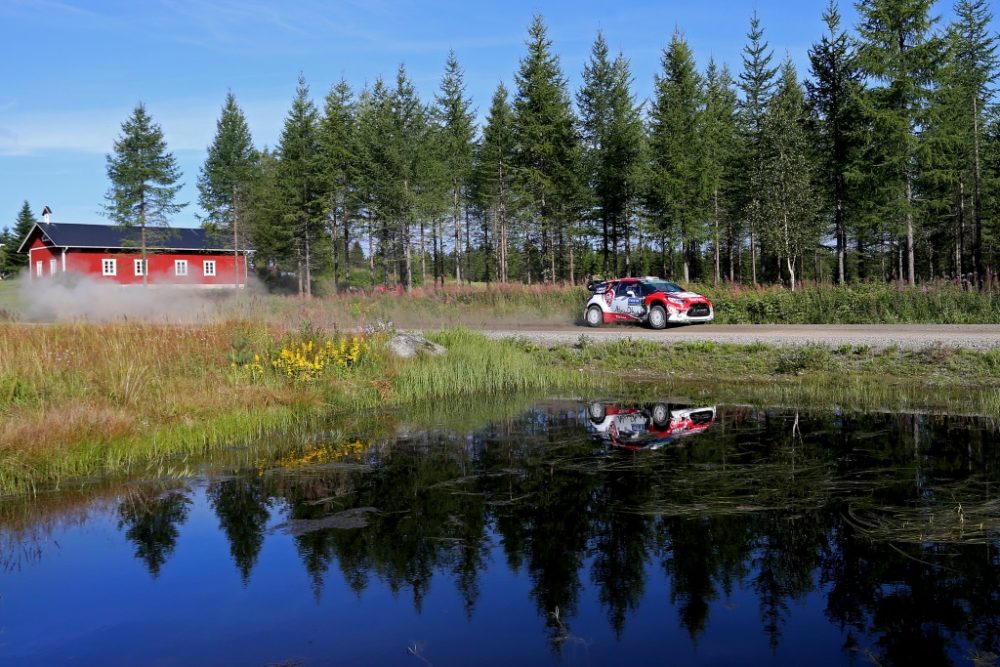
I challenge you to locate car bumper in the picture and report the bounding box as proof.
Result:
[667,309,714,323]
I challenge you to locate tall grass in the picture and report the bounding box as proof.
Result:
[391,329,589,401]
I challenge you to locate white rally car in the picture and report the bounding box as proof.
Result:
[585,401,717,450]
[584,277,714,329]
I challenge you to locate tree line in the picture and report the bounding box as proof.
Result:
[4,0,999,293]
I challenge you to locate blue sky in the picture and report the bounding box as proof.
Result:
[1,0,995,230]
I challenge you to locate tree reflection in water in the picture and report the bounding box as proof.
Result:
[88,402,1000,664]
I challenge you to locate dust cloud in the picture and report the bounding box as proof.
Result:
[12,274,260,323]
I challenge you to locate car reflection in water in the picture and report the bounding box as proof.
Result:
[585,401,717,450]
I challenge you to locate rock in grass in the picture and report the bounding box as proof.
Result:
[388,333,446,359]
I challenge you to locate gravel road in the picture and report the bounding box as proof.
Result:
[476,324,1000,350]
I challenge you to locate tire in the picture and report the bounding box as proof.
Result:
[648,304,667,330]
[651,403,670,428]
[588,402,606,422]
[586,306,603,328]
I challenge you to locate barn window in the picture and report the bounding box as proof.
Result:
[203,260,216,277]
[174,259,188,276]
[102,259,117,276]
[50,259,58,275]
[134,259,147,276]
[36,261,43,277]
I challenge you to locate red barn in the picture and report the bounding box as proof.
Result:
[17,221,251,287]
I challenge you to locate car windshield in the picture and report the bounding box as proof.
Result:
[644,280,683,294]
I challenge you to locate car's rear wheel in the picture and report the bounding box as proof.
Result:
[649,304,667,330]
[588,402,607,422]
[586,306,603,328]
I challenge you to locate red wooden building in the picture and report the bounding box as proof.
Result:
[17,221,251,287]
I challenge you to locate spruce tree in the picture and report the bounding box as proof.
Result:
[435,52,475,285]
[760,59,818,290]
[391,64,431,290]
[648,30,703,283]
[806,0,862,283]
[950,0,998,284]
[8,200,35,270]
[198,92,258,287]
[737,12,778,284]
[104,103,185,286]
[246,149,293,281]
[320,79,357,289]
[276,75,323,296]
[701,60,740,284]
[855,0,941,284]
[578,33,644,278]
[512,14,582,283]
[474,83,517,282]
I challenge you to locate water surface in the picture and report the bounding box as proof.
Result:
[2,399,999,666]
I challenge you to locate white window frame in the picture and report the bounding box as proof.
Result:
[174,259,188,277]
[203,260,216,277]
[134,259,147,276]
[102,258,117,276]
[49,258,58,275]
[36,260,43,277]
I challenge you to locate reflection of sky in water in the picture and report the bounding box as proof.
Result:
[1,402,998,666]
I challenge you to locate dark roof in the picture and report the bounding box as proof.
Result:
[18,222,245,254]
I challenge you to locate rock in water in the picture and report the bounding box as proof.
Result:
[387,333,446,359]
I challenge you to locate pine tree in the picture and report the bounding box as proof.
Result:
[806,0,862,283]
[474,83,517,282]
[760,59,819,290]
[198,92,258,287]
[319,78,357,289]
[435,52,475,285]
[104,103,185,286]
[276,75,323,296]
[855,0,941,284]
[648,30,704,283]
[737,12,779,284]
[512,14,582,283]
[700,60,741,284]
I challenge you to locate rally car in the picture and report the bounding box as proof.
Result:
[584,277,714,329]
[585,401,717,451]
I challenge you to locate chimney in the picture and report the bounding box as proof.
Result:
[42,206,52,224]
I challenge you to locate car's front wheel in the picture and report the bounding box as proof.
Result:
[648,304,667,330]
[651,403,670,427]
[586,306,603,328]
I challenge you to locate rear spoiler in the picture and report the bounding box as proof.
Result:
[587,280,609,293]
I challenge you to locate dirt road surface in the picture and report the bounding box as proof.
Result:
[476,324,1000,350]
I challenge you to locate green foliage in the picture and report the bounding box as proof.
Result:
[276,75,325,295]
[103,103,185,264]
[647,31,704,280]
[577,32,644,277]
[198,92,258,236]
[698,281,1000,324]
[512,15,582,282]
[3,201,35,272]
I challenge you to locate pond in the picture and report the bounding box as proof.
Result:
[2,398,1000,666]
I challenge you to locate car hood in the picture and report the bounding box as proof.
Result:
[661,291,705,299]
